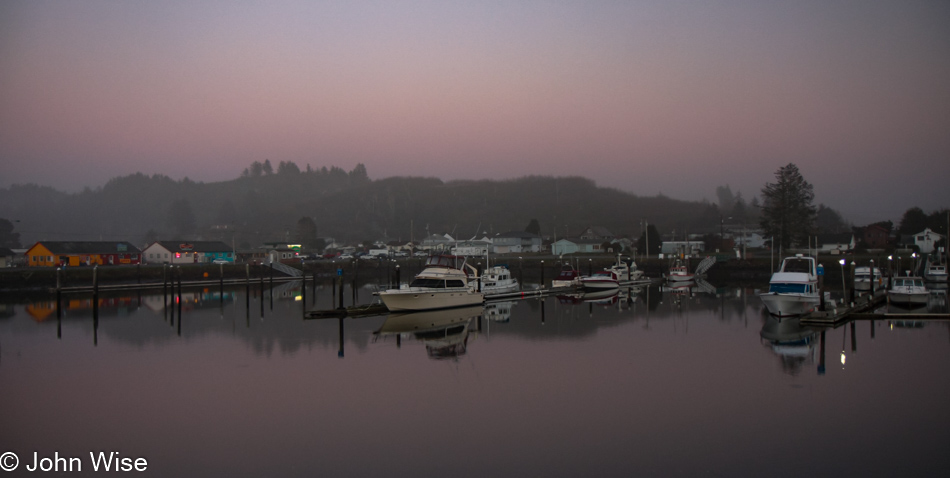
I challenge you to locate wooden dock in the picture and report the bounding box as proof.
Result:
[800,290,950,326]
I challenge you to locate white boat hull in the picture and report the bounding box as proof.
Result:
[888,291,928,306]
[759,292,820,317]
[378,289,484,312]
[667,273,695,282]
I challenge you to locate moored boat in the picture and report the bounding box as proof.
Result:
[552,264,582,288]
[888,276,928,306]
[581,270,620,290]
[666,259,695,282]
[480,264,519,294]
[759,254,820,317]
[924,262,948,283]
[854,266,884,291]
[378,255,484,311]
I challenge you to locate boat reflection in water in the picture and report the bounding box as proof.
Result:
[484,300,515,322]
[374,305,483,360]
[760,315,821,375]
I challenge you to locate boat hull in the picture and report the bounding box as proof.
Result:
[378,289,484,312]
[759,293,820,317]
[581,278,619,290]
[667,274,695,282]
[888,291,928,306]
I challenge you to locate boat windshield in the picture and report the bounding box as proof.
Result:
[781,259,813,273]
[769,283,808,294]
[425,255,462,268]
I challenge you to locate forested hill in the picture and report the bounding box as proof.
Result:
[0,164,726,248]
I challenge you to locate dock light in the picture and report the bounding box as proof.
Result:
[839,259,847,303]
[840,351,846,365]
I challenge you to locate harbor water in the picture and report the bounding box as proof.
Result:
[1,282,949,477]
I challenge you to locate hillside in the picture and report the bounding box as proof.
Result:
[0,165,728,248]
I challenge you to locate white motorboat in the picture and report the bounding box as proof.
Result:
[854,266,884,291]
[581,270,620,290]
[378,255,484,311]
[924,263,948,283]
[759,254,820,317]
[608,255,644,281]
[888,276,928,306]
[481,265,519,294]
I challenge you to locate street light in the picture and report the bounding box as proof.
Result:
[839,258,847,304]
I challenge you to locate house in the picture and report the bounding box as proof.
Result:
[143,241,234,264]
[26,241,142,267]
[660,241,705,257]
[451,239,492,257]
[0,247,14,267]
[818,234,855,254]
[420,234,454,251]
[579,227,614,241]
[551,238,606,255]
[492,231,542,254]
[912,228,944,254]
[859,224,890,249]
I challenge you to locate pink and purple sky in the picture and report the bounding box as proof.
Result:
[2,0,948,224]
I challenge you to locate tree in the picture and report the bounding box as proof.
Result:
[815,204,849,234]
[166,198,196,237]
[277,161,300,175]
[349,163,369,184]
[0,218,21,248]
[262,159,273,175]
[637,224,661,256]
[525,218,541,235]
[295,216,319,249]
[898,207,928,235]
[759,163,816,251]
[716,185,736,215]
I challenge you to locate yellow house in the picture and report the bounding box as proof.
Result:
[26,241,142,267]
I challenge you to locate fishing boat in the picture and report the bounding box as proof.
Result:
[888,276,928,306]
[552,264,582,288]
[854,266,884,291]
[480,264,519,294]
[580,270,620,290]
[759,254,820,317]
[377,255,484,311]
[666,259,695,282]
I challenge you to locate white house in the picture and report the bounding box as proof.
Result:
[913,228,944,254]
[491,231,542,254]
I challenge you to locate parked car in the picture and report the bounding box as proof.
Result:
[338,254,354,260]
[212,259,230,264]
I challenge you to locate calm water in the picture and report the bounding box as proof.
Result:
[2,282,949,477]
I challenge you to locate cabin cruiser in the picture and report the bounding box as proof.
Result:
[759,254,820,317]
[378,255,484,311]
[888,276,928,306]
[924,262,948,283]
[581,270,620,290]
[608,255,644,281]
[854,266,884,291]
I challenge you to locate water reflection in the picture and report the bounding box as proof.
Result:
[375,305,482,360]
[3,281,950,477]
[759,316,821,375]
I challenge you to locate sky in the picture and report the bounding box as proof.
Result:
[2,0,949,224]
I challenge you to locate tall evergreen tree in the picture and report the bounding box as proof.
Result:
[759,163,816,251]
[525,218,541,235]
